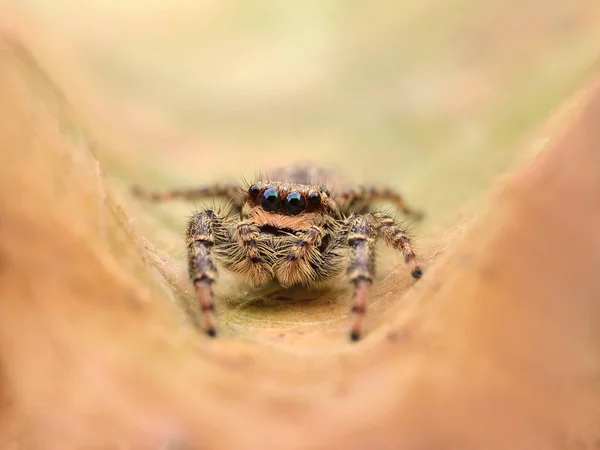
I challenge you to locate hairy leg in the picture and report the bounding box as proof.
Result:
[369,212,422,278]
[133,182,243,208]
[337,185,424,220]
[345,214,377,342]
[187,211,276,335]
[186,210,222,337]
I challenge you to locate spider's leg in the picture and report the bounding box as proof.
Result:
[133,182,243,208]
[345,214,377,342]
[338,185,424,220]
[186,210,224,337]
[369,212,423,278]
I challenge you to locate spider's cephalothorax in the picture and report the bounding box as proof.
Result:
[133,166,424,342]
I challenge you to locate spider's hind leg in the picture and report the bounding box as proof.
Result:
[339,185,424,220]
[133,182,244,209]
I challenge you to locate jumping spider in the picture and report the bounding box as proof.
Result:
[133,166,424,342]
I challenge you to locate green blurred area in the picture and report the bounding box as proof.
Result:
[22,0,600,234]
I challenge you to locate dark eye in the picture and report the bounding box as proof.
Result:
[260,188,280,212]
[248,184,260,198]
[307,191,321,206]
[284,191,306,215]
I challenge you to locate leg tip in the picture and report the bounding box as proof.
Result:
[206,328,217,338]
[411,267,423,279]
[349,330,361,342]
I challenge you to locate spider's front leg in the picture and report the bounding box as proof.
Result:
[186,210,224,337]
[187,212,275,336]
[345,212,423,342]
[345,214,378,342]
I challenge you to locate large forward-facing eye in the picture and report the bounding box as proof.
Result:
[284,191,306,215]
[260,187,280,212]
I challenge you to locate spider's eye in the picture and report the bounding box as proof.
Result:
[307,191,321,206]
[248,184,260,198]
[260,188,280,212]
[283,191,306,215]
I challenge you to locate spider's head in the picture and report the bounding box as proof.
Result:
[243,182,337,229]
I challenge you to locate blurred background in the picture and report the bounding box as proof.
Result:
[20,1,600,230]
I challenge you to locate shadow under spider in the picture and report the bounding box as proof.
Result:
[226,281,348,311]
